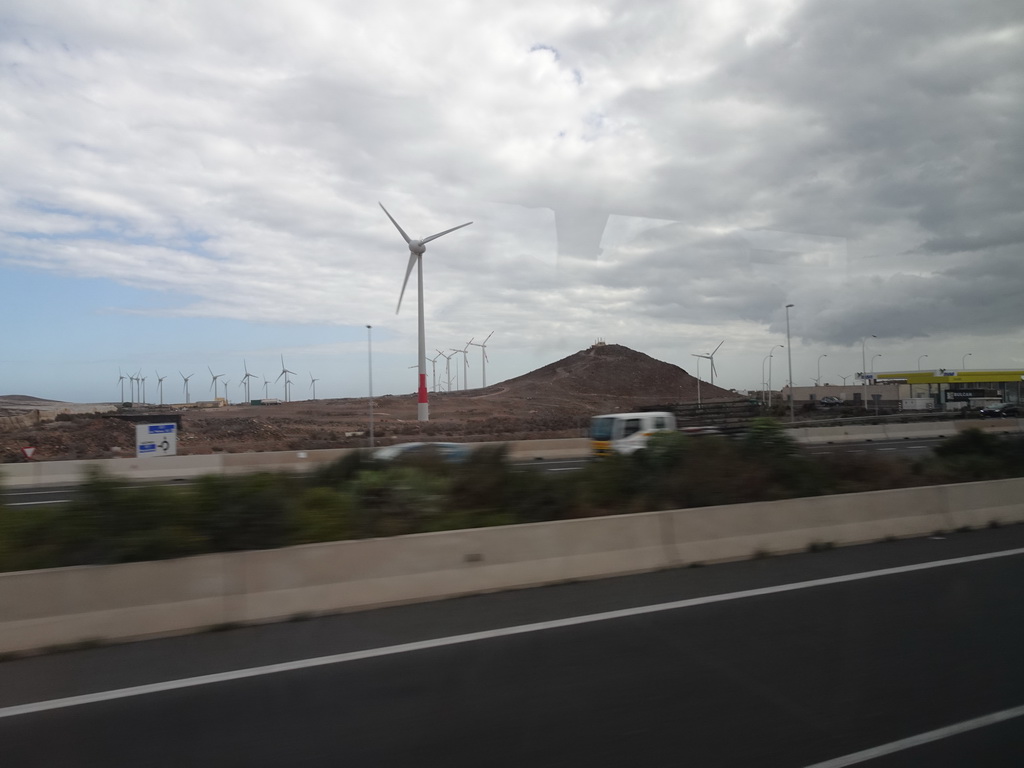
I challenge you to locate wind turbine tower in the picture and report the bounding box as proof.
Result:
[430,352,442,393]
[241,360,257,404]
[309,373,319,401]
[209,366,225,401]
[381,202,472,421]
[277,355,296,402]
[451,345,470,391]
[703,341,724,387]
[117,369,127,403]
[467,332,494,388]
[436,349,456,392]
[155,371,167,406]
[180,371,194,404]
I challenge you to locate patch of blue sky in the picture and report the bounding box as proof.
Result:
[0,267,350,367]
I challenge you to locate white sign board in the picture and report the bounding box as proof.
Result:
[136,423,177,458]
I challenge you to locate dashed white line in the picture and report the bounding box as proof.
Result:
[801,704,1024,767]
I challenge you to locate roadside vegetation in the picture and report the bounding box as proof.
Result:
[2,423,1022,573]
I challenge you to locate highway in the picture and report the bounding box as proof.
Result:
[1,526,1021,767]
[0,438,945,506]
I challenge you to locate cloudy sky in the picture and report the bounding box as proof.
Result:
[2,0,1022,404]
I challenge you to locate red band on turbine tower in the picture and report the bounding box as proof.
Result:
[418,373,428,404]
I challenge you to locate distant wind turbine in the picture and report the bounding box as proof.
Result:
[180,371,194,404]
[436,349,456,392]
[241,360,258,404]
[155,371,167,406]
[309,373,319,401]
[209,366,225,400]
[276,355,296,402]
[451,345,470,391]
[381,201,472,421]
[467,331,494,388]
[430,352,443,393]
[117,368,127,403]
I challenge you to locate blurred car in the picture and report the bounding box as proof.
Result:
[818,396,844,407]
[371,442,472,463]
[977,403,1020,418]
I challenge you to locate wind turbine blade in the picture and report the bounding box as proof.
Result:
[379,203,412,244]
[396,252,418,314]
[483,331,494,344]
[712,340,725,356]
[711,359,718,377]
[421,221,472,244]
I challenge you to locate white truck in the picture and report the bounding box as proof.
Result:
[589,411,678,456]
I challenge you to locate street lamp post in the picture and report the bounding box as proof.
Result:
[366,325,375,449]
[816,354,827,386]
[785,304,795,421]
[767,344,784,410]
[861,334,877,385]
[761,354,771,406]
[871,353,882,373]
[961,353,972,369]
[918,354,928,371]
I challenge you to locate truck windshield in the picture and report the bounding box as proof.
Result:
[590,417,615,440]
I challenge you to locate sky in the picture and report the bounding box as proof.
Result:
[2,0,1022,405]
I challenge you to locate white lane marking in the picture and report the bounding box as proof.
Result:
[2,547,1022,720]
[876,448,896,451]
[6,500,71,507]
[801,704,1024,767]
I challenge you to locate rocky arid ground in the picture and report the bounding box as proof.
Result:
[1,344,740,462]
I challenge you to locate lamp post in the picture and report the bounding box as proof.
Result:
[918,354,928,371]
[761,354,771,406]
[816,354,827,386]
[961,353,972,369]
[871,353,882,373]
[785,304,795,421]
[767,344,784,410]
[861,334,877,385]
[366,325,375,448]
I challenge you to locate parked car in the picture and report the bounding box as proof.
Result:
[372,442,472,462]
[818,396,844,407]
[977,403,1021,418]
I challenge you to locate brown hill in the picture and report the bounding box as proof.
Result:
[497,343,735,402]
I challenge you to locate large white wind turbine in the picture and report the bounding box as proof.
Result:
[381,202,472,421]
[467,331,494,388]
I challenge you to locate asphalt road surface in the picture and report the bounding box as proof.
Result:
[2,526,1022,767]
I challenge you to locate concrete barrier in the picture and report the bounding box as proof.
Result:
[2,477,1022,654]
